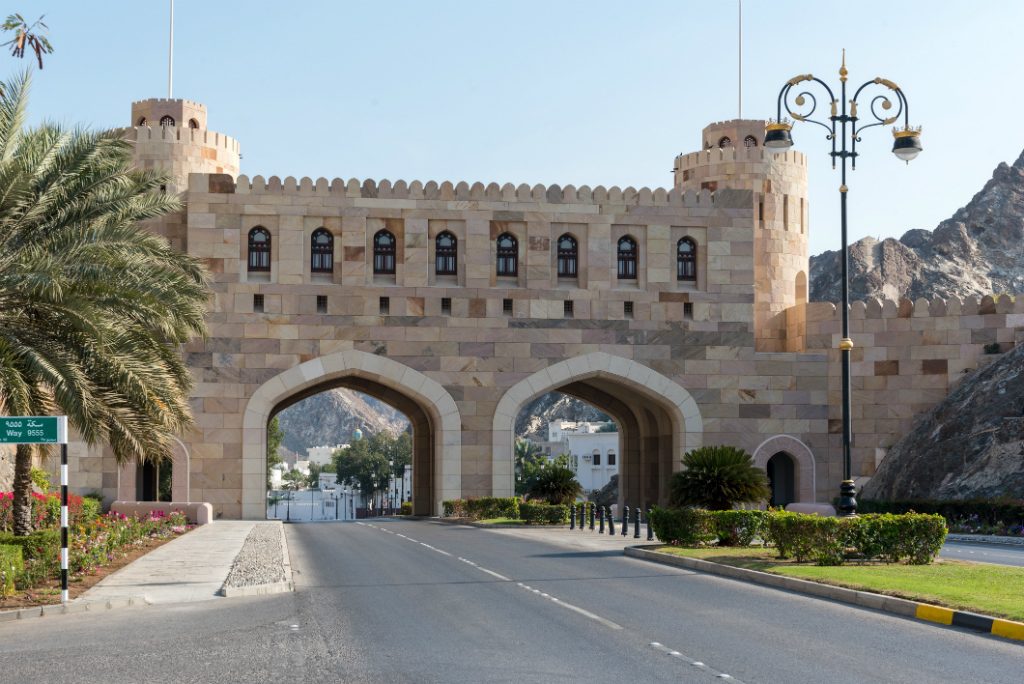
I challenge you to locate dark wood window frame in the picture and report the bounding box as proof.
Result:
[617,235,637,280]
[496,233,518,277]
[556,233,578,278]
[677,237,697,282]
[248,227,271,272]
[311,228,334,273]
[435,231,457,276]
[373,229,397,275]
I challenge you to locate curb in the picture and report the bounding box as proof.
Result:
[0,595,148,623]
[624,546,1024,643]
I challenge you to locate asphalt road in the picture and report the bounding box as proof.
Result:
[940,540,1024,567]
[0,520,1020,683]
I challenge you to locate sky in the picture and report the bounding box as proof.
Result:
[18,1,1024,256]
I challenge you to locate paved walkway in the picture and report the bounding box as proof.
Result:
[81,521,258,604]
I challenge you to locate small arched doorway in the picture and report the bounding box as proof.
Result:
[766,451,796,507]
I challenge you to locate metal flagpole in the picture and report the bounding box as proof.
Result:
[168,0,174,98]
[738,0,742,119]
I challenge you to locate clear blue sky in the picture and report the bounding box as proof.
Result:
[22,1,1024,256]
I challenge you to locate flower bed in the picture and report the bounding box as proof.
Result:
[0,492,190,593]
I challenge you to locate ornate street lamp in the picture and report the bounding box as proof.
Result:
[765,51,921,516]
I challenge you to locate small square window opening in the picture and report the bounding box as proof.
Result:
[253,294,264,313]
[379,296,390,315]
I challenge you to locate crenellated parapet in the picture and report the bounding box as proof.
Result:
[223,174,745,208]
[805,294,1024,321]
[120,125,240,154]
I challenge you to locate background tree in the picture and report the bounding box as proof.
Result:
[526,462,582,505]
[0,73,210,535]
[669,446,770,511]
[392,431,412,502]
[333,439,389,508]
[266,416,284,489]
[1,13,52,70]
[514,438,544,496]
[307,462,322,488]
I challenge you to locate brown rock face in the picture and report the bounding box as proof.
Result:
[861,343,1024,500]
[811,149,1024,302]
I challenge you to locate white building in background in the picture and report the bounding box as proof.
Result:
[269,463,286,490]
[293,460,311,477]
[307,444,348,466]
[319,472,338,490]
[546,421,619,493]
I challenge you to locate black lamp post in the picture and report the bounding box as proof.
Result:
[765,51,921,516]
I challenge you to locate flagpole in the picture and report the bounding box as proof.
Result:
[168,0,174,98]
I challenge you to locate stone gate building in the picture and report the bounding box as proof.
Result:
[66,99,1024,518]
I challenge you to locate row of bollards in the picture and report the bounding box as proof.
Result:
[569,502,654,541]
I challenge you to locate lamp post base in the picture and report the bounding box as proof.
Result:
[838,479,858,517]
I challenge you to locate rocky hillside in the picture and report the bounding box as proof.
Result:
[810,149,1024,302]
[861,344,1024,500]
[515,393,611,443]
[276,389,408,455]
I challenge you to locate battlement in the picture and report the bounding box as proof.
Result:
[674,147,807,170]
[121,126,240,153]
[219,174,752,209]
[806,294,1024,321]
[131,97,207,110]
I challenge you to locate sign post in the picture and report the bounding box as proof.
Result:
[0,416,69,603]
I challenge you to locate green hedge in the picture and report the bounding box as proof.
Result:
[0,529,60,586]
[651,508,947,566]
[443,497,520,520]
[0,544,23,598]
[466,497,520,520]
[519,502,569,525]
[857,498,1024,529]
[399,502,413,516]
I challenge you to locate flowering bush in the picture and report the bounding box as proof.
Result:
[0,491,99,533]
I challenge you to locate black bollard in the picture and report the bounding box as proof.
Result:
[621,505,628,536]
[579,503,585,531]
[647,507,654,541]
[589,503,595,530]
[608,506,615,535]
[599,505,605,533]
[634,507,641,539]
[570,503,576,530]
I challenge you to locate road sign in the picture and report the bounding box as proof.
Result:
[0,416,68,444]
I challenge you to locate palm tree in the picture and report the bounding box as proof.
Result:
[669,446,770,511]
[527,465,582,505]
[0,73,209,534]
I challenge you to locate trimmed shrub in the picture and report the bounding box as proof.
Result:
[648,507,714,546]
[519,502,569,525]
[0,544,23,597]
[857,498,1023,537]
[464,497,520,521]
[399,501,413,516]
[708,510,771,547]
[442,499,466,518]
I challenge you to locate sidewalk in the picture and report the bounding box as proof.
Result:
[81,521,259,605]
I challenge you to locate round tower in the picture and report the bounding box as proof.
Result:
[674,119,809,352]
[121,98,241,251]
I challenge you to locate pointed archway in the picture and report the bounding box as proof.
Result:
[241,350,461,518]
[492,352,702,508]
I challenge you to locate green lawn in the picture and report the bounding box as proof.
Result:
[476,518,564,526]
[657,546,1024,622]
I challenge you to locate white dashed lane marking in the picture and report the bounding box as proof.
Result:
[649,642,746,683]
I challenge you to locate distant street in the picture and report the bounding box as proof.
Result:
[1,519,1021,683]
[940,540,1024,567]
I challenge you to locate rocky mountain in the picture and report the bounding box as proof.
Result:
[861,343,1024,500]
[515,393,611,443]
[810,149,1024,303]
[276,389,408,456]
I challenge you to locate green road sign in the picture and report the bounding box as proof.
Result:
[0,416,68,444]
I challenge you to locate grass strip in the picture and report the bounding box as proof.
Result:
[657,546,1024,622]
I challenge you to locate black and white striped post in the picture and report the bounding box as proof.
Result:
[0,416,69,603]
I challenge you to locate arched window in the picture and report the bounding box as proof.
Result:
[617,235,637,280]
[607,451,616,466]
[373,230,396,275]
[496,233,518,277]
[677,237,697,281]
[188,118,200,129]
[435,231,457,276]
[136,116,147,126]
[556,234,578,278]
[767,452,796,507]
[310,228,334,274]
[247,227,271,272]
[744,135,758,148]
[718,136,732,148]
[160,115,176,127]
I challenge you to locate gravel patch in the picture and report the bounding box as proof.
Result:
[223,523,287,588]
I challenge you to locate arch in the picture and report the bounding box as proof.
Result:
[677,237,697,281]
[556,233,578,278]
[310,227,334,273]
[718,136,732,148]
[159,115,175,127]
[752,435,817,503]
[743,135,758,148]
[188,118,200,129]
[373,229,396,275]
[435,231,457,276]
[492,352,702,505]
[795,271,807,303]
[136,116,148,127]
[241,349,462,518]
[766,452,796,507]
[247,226,271,272]
[496,232,518,276]
[617,235,637,280]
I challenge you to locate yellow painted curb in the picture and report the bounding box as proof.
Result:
[915,604,954,625]
[991,619,1024,642]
